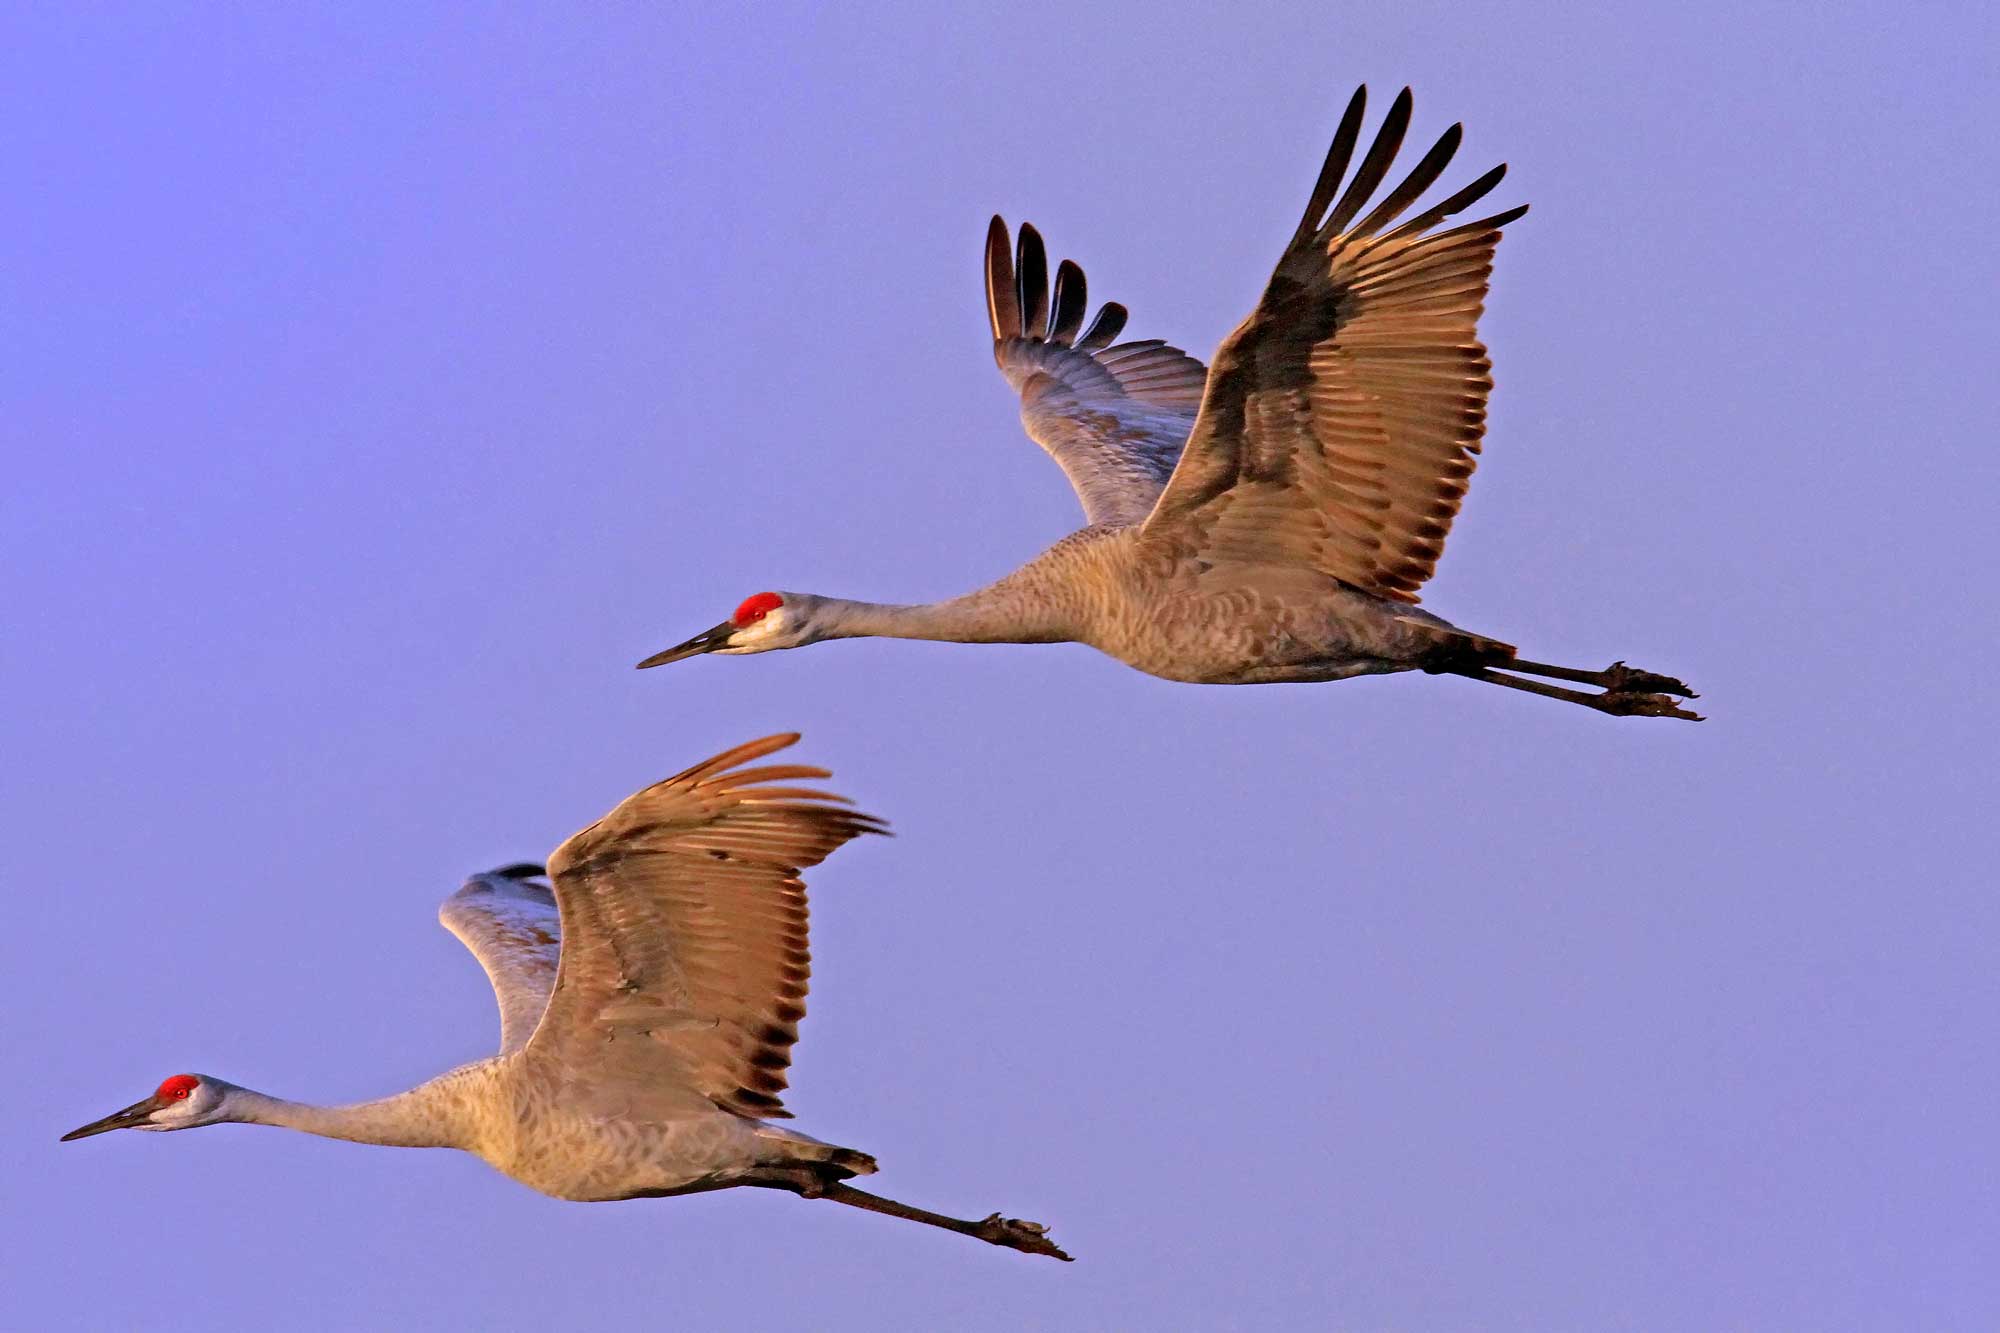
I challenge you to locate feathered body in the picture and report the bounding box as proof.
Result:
[874,525,1465,685]
[472,1065,867,1202]
[155,1065,801,1201]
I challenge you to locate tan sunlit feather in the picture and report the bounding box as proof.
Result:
[531,734,887,1120]
[1143,87,1526,602]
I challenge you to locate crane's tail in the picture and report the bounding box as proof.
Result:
[1391,615,1516,668]
[825,1147,879,1178]
[754,1123,878,1180]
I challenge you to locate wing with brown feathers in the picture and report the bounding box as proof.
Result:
[527,735,887,1121]
[987,218,1207,527]
[1142,87,1527,602]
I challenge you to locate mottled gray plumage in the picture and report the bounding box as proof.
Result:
[645,86,1697,719]
[61,736,1070,1261]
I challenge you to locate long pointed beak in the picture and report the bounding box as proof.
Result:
[61,1096,162,1142]
[637,622,735,669]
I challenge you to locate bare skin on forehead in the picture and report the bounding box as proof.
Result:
[733,593,783,626]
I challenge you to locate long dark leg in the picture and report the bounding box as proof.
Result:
[811,1182,1072,1261]
[1418,634,1700,720]
[1505,657,1698,699]
[1465,667,1703,720]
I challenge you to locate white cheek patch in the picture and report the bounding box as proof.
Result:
[720,611,788,652]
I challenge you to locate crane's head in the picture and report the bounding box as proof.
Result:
[637,591,822,668]
[61,1073,234,1141]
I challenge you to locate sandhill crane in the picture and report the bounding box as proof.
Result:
[641,87,1698,720]
[61,735,1070,1261]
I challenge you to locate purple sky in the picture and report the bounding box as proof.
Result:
[9,4,1996,1328]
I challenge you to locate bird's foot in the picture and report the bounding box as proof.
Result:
[1595,690,1704,721]
[1601,661,1698,698]
[973,1212,1074,1261]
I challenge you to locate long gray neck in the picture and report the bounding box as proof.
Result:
[815,554,1083,646]
[227,1073,479,1150]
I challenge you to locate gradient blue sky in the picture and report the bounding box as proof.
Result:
[8,4,1996,1329]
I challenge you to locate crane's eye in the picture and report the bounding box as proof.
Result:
[174,1087,190,1100]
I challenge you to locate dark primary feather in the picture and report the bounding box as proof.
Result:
[985,219,1020,343]
[1048,260,1087,343]
[985,216,1208,527]
[1288,85,1368,250]
[1322,87,1412,237]
[1351,122,1461,239]
[1074,302,1128,352]
[1142,86,1528,602]
[1015,225,1050,342]
[1382,163,1512,242]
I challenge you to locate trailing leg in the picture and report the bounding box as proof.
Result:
[1504,656,1698,699]
[812,1182,1072,1260]
[1415,627,1700,719]
[1464,666,1702,720]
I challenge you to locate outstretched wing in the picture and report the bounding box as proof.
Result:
[525,735,886,1121]
[987,218,1208,527]
[439,865,562,1056]
[1142,87,1527,602]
